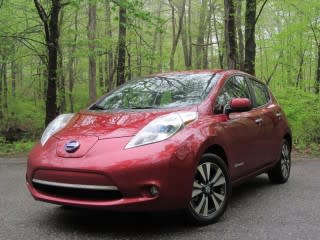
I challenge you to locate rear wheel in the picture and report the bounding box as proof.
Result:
[268,139,291,184]
[185,153,230,225]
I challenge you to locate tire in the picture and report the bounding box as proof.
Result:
[268,139,291,184]
[185,153,231,225]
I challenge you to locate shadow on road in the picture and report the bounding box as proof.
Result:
[39,175,273,236]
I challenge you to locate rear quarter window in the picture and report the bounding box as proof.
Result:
[250,79,270,107]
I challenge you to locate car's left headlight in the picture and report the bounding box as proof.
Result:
[40,113,74,146]
[125,112,197,149]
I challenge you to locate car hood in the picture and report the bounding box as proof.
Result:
[55,108,196,140]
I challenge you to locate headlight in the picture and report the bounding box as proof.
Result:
[125,112,197,149]
[40,113,74,146]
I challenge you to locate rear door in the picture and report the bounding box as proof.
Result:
[247,78,280,165]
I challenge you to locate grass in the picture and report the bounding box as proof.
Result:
[0,138,36,157]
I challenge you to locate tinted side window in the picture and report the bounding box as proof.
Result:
[214,76,251,114]
[250,79,270,107]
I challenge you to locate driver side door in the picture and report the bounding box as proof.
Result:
[213,75,263,180]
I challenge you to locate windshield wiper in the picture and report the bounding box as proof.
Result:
[90,104,107,111]
[126,106,159,109]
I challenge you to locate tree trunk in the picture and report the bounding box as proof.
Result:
[34,0,62,126]
[98,56,104,89]
[11,59,16,98]
[136,29,142,76]
[195,0,208,69]
[316,45,320,94]
[57,8,66,113]
[127,48,132,80]
[158,25,164,72]
[116,6,126,86]
[224,0,237,69]
[88,2,97,103]
[244,0,256,75]
[212,4,224,69]
[181,15,190,69]
[67,10,78,113]
[0,63,3,120]
[203,2,214,69]
[295,50,306,89]
[46,5,60,125]
[105,0,114,91]
[236,0,244,70]
[57,49,66,112]
[149,1,162,74]
[3,63,7,113]
[181,0,192,69]
[168,0,186,71]
[187,0,192,69]
[168,0,176,70]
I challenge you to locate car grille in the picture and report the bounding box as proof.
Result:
[32,179,122,201]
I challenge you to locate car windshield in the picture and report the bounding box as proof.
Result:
[91,73,219,110]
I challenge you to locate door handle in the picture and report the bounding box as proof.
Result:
[255,118,263,124]
[275,112,282,119]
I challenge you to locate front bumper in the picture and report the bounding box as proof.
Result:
[26,136,198,211]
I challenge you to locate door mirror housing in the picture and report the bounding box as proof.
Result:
[227,98,252,113]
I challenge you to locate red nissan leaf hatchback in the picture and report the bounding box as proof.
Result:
[26,70,291,225]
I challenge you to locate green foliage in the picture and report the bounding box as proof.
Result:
[272,87,320,152]
[0,137,35,156]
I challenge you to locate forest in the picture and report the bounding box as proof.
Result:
[0,0,319,154]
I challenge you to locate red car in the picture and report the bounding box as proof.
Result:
[26,70,291,225]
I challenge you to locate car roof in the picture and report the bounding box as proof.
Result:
[151,69,254,79]
[151,69,223,77]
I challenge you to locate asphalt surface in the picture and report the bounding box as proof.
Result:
[0,153,319,240]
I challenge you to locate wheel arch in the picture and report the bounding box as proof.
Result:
[284,132,292,150]
[203,144,228,167]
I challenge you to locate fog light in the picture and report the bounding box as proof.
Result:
[150,185,159,196]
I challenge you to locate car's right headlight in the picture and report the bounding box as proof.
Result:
[40,113,74,146]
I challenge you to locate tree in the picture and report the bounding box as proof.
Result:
[88,1,97,103]
[224,0,237,69]
[116,4,127,86]
[67,9,79,112]
[244,0,256,74]
[235,0,244,70]
[168,0,186,71]
[34,0,63,126]
[105,0,114,90]
[244,0,268,75]
[195,0,208,69]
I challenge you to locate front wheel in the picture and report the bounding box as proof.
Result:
[268,139,291,184]
[185,153,231,225]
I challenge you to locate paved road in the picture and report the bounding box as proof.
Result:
[0,154,319,240]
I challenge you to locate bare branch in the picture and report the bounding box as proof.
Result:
[265,51,283,85]
[33,0,50,43]
[192,42,217,47]
[255,0,268,25]
[33,0,48,23]
[311,24,319,47]
[132,27,152,49]
[0,35,46,46]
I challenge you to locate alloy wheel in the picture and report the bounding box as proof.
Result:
[190,162,227,217]
[280,143,291,179]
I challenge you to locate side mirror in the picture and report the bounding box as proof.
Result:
[227,98,252,113]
